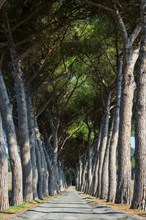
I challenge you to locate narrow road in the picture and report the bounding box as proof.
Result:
[11,187,138,220]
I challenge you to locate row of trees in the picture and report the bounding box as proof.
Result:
[76,0,146,210]
[0,0,79,211]
[0,0,145,213]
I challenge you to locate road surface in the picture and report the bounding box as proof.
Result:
[11,187,138,220]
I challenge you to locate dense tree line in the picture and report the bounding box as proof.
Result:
[0,0,145,213]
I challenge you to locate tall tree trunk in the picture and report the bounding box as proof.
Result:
[49,119,59,195]
[101,118,114,199]
[78,156,82,191]
[91,120,103,196]
[10,47,33,201]
[26,91,38,200]
[116,48,139,204]
[97,92,111,198]
[111,2,140,204]
[41,142,49,196]
[80,156,87,192]
[131,0,146,209]
[35,128,43,199]
[58,162,64,191]
[43,145,51,193]
[0,70,23,205]
[76,164,80,190]
[86,128,93,194]
[107,63,122,203]
[0,111,9,211]
[55,164,60,194]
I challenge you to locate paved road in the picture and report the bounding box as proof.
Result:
[11,187,139,220]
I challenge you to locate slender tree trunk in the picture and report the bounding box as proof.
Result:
[43,145,51,193]
[91,121,103,196]
[0,111,9,211]
[111,2,140,204]
[131,0,146,209]
[49,120,59,195]
[61,165,67,189]
[55,164,60,194]
[97,92,111,198]
[86,128,93,194]
[35,129,43,199]
[107,63,122,203]
[41,142,49,196]
[76,164,80,190]
[10,48,33,201]
[26,91,38,200]
[78,156,82,191]
[81,157,87,192]
[58,162,64,191]
[0,70,23,205]
[101,118,114,199]
[116,48,139,204]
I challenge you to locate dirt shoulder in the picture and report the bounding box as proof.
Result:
[82,193,146,220]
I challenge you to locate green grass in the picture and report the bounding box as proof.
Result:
[0,194,60,220]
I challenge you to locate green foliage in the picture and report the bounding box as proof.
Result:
[65,168,76,186]
[0,0,140,173]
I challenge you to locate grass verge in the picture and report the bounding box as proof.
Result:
[0,194,60,220]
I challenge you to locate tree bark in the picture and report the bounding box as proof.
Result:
[107,63,122,203]
[0,111,9,211]
[81,156,87,192]
[49,119,59,195]
[111,2,140,205]
[86,127,93,194]
[97,92,111,198]
[101,118,114,199]
[116,48,139,204]
[35,128,43,199]
[10,47,33,201]
[77,156,82,191]
[26,90,38,200]
[131,0,146,209]
[91,120,103,196]
[0,70,23,206]
[41,141,49,196]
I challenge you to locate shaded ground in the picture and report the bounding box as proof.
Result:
[10,187,142,220]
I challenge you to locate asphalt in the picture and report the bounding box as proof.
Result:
[11,187,140,220]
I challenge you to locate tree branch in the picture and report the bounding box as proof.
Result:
[129,23,141,44]
[0,0,7,9]
[84,0,115,13]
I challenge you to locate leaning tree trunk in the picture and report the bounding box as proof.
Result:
[101,118,114,199]
[131,0,146,209]
[97,92,111,198]
[0,111,9,211]
[10,47,33,201]
[107,63,122,203]
[116,48,139,204]
[0,70,23,206]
